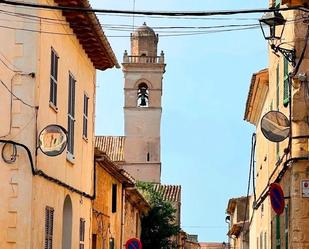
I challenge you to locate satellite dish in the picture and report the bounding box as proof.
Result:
[261,111,290,142]
[38,124,67,156]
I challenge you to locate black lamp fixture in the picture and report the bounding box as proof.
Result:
[259,10,296,66]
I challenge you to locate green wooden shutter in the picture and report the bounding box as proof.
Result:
[109,238,114,249]
[275,0,281,8]
[276,64,280,110]
[276,215,281,249]
[285,205,289,249]
[283,58,289,107]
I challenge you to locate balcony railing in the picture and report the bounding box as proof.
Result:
[123,51,165,64]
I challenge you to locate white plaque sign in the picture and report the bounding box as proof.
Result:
[301,180,309,198]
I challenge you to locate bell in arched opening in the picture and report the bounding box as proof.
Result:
[137,83,149,107]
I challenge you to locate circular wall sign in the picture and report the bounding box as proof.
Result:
[269,183,285,215]
[125,238,142,249]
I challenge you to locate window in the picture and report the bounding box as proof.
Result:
[79,218,85,249]
[276,64,280,110]
[109,238,115,249]
[276,63,280,161]
[45,206,54,249]
[283,58,289,107]
[112,184,117,213]
[83,93,89,139]
[276,215,281,249]
[92,234,97,249]
[137,83,149,107]
[50,48,59,107]
[67,73,76,156]
[135,212,139,237]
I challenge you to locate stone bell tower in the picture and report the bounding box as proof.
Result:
[122,23,166,183]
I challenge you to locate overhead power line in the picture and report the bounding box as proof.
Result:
[0,0,309,17]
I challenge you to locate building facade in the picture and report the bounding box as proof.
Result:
[244,0,309,248]
[0,1,117,248]
[226,197,250,249]
[93,148,150,249]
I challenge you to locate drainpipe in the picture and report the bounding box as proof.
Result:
[120,185,126,249]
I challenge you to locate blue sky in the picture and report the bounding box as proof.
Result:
[92,0,268,243]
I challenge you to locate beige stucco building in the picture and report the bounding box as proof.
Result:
[244,0,309,248]
[0,1,117,248]
[92,148,149,249]
[226,197,250,249]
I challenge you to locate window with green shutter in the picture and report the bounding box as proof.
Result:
[276,215,281,249]
[276,64,280,110]
[275,0,281,8]
[283,58,289,107]
[109,238,114,249]
[285,205,289,249]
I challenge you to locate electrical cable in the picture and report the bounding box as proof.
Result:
[1,142,17,163]
[0,8,305,39]
[0,55,20,72]
[0,8,305,30]
[0,79,36,108]
[0,23,264,37]
[241,133,256,233]
[0,0,309,16]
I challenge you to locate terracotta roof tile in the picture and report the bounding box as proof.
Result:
[54,0,119,70]
[95,136,125,162]
[153,184,181,202]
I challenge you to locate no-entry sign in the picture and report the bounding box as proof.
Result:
[125,238,142,249]
[269,183,285,215]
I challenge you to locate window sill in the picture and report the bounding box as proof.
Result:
[49,101,58,113]
[66,152,75,165]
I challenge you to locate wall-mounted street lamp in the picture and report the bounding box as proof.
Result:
[259,11,296,66]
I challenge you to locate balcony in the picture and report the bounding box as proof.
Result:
[123,51,165,64]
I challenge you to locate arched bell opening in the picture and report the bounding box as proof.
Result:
[137,83,149,107]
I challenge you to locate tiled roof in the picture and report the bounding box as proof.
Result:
[153,184,181,202]
[244,68,269,124]
[54,0,119,70]
[95,136,125,162]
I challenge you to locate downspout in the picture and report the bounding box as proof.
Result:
[120,185,126,249]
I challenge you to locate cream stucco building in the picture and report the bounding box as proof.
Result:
[244,0,309,248]
[0,0,117,248]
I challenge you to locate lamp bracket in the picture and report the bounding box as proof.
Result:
[271,44,296,66]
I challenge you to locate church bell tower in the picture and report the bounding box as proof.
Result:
[122,23,166,183]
